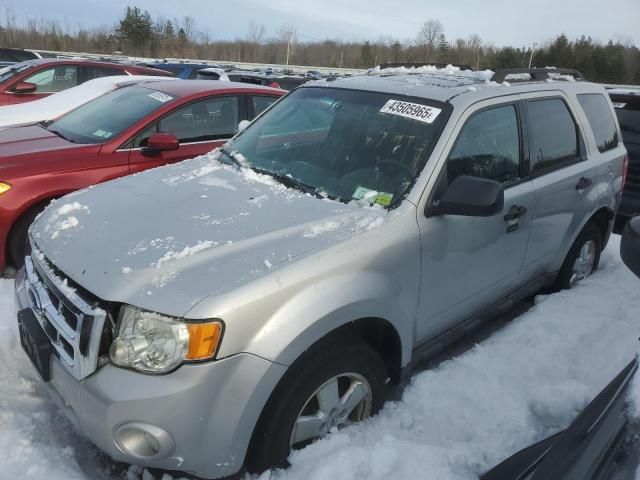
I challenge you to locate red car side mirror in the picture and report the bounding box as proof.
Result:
[146,132,179,152]
[12,81,38,94]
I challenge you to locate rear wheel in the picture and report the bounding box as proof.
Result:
[555,223,602,290]
[7,203,48,269]
[247,337,387,474]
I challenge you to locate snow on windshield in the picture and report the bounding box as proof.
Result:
[0,237,638,479]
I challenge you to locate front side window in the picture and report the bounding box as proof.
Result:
[133,96,239,147]
[47,86,175,144]
[527,98,579,174]
[223,87,449,206]
[23,65,78,92]
[447,105,521,185]
[578,94,619,153]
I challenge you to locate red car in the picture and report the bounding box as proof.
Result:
[0,80,284,272]
[0,58,173,106]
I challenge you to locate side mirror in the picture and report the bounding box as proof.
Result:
[621,217,640,278]
[426,175,504,217]
[143,132,179,156]
[237,120,251,133]
[12,81,37,94]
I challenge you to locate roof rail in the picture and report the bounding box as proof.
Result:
[492,68,585,83]
[379,62,473,71]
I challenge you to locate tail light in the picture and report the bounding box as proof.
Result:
[622,155,629,190]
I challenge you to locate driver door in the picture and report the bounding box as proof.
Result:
[416,99,534,342]
[127,95,243,174]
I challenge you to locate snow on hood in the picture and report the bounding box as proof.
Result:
[0,75,178,129]
[30,150,386,317]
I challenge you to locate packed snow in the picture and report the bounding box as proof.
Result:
[0,236,639,480]
[0,75,177,129]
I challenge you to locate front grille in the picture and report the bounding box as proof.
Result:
[24,249,107,380]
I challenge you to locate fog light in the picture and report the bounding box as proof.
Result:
[113,422,175,459]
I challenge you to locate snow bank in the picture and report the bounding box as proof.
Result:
[0,237,639,480]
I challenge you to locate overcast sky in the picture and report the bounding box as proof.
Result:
[5,0,639,47]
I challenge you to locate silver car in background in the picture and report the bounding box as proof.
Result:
[15,68,625,478]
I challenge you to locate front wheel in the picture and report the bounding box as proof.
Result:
[555,223,602,290]
[247,338,387,474]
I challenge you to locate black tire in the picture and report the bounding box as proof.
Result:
[7,203,47,269]
[555,223,602,290]
[246,337,388,474]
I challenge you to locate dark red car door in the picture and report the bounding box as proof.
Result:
[126,94,245,173]
[6,64,79,105]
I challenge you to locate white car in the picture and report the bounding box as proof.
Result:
[0,75,178,129]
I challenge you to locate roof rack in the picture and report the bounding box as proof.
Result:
[492,68,585,83]
[379,62,473,71]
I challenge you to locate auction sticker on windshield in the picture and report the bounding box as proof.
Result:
[148,91,174,103]
[380,99,441,124]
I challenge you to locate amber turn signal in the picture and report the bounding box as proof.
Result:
[186,322,223,360]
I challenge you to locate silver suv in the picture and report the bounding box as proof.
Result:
[15,69,625,478]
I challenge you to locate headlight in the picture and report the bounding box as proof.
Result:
[109,306,223,374]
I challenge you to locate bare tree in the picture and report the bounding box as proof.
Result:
[416,19,443,62]
[246,22,266,62]
[278,24,297,65]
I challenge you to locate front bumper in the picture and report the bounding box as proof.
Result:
[15,267,288,479]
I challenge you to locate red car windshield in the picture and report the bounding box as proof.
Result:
[47,85,175,144]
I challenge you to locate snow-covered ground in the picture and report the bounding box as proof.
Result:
[1,236,639,480]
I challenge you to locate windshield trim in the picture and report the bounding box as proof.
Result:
[228,85,453,209]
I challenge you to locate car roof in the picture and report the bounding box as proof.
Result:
[133,79,284,97]
[306,68,610,108]
[8,57,144,69]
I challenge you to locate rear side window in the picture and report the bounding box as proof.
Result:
[447,105,521,185]
[527,98,579,174]
[578,94,619,153]
[84,66,124,80]
[251,95,278,116]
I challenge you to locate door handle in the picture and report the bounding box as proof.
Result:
[504,205,528,222]
[575,176,593,191]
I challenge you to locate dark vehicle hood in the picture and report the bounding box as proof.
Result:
[0,124,76,158]
[482,359,639,480]
[30,151,386,317]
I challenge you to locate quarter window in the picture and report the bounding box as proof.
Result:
[447,105,521,185]
[578,94,619,153]
[23,65,78,92]
[527,98,579,173]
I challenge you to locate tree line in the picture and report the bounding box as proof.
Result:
[1,6,638,84]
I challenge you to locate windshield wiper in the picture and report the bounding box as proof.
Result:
[47,128,74,143]
[218,147,244,168]
[251,167,326,198]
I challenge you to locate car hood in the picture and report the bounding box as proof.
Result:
[31,151,386,317]
[0,124,74,158]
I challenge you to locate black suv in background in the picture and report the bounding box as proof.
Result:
[610,89,640,233]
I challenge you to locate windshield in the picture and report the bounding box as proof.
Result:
[47,86,175,144]
[0,62,33,83]
[223,87,449,207]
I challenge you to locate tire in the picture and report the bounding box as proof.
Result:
[7,203,47,269]
[555,223,602,290]
[246,337,388,474]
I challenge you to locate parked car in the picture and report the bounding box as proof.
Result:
[0,58,173,106]
[0,75,176,129]
[609,88,640,233]
[14,68,625,478]
[484,215,640,480]
[0,80,283,271]
[0,47,41,65]
[143,62,221,79]
[226,70,307,90]
[195,68,231,81]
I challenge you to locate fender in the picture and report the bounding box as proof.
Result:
[243,270,415,368]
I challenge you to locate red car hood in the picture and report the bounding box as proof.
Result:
[0,124,78,158]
